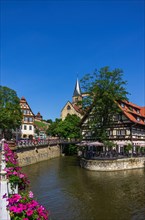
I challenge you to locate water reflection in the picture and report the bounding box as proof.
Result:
[22,157,145,220]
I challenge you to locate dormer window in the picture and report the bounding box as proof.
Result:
[136,109,140,114]
[129,106,133,111]
[137,117,140,121]
[121,103,125,108]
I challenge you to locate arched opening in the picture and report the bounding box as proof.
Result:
[29,135,33,140]
[67,105,71,110]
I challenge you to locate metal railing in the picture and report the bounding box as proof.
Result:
[8,138,80,148]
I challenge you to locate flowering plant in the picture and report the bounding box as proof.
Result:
[3,191,49,220]
[4,143,30,191]
[3,143,50,219]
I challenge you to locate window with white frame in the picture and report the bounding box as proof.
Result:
[110,130,113,136]
[23,110,25,114]
[29,117,33,122]
[117,130,125,135]
[24,117,28,122]
[121,130,125,135]
[24,125,27,130]
[116,130,121,135]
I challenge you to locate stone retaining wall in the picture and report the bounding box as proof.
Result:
[17,145,60,167]
[80,157,145,171]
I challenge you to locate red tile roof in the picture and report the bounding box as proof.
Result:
[72,104,83,114]
[118,100,145,125]
[140,107,145,116]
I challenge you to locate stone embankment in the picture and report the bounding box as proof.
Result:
[17,145,60,167]
[80,157,145,171]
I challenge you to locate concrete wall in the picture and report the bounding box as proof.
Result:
[80,157,145,171]
[17,145,60,167]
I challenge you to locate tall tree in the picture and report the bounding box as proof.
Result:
[46,115,81,139]
[0,86,23,139]
[55,114,81,139]
[80,66,129,142]
[46,118,61,137]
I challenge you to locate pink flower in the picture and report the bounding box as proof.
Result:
[19,173,25,178]
[26,209,34,216]
[29,191,34,198]
[3,144,49,220]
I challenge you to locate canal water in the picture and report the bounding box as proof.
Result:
[22,156,145,220]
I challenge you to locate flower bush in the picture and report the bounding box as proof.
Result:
[4,143,30,191]
[3,191,49,220]
[3,143,50,220]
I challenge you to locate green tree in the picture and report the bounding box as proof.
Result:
[46,119,53,124]
[55,114,81,139]
[0,86,22,139]
[46,115,81,139]
[80,66,129,142]
[46,118,61,137]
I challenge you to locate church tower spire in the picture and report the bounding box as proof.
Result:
[73,78,81,96]
[72,78,82,104]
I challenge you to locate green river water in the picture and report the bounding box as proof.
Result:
[22,156,145,220]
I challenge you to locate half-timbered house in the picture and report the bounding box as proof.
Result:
[20,97,35,139]
[81,100,145,152]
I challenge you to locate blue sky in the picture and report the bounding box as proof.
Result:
[1,0,144,121]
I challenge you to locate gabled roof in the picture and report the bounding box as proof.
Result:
[20,96,35,116]
[80,99,145,126]
[61,101,72,112]
[61,101,83,115]
[117,100,145,125]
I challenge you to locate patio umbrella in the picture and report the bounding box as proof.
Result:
[133,141,145,146]
[139,143,145,147]
[87,141,104,146]
[76,141,90,146]
[115,141,127,146]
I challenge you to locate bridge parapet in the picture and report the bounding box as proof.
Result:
[8,139,80,150]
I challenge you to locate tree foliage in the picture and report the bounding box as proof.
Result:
[46,115,81,139]
[80,66,129,142]
[0,86,22,138]
[46,118,61,137]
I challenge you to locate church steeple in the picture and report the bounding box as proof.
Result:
[73,78,81,97]
[72,78,82,104]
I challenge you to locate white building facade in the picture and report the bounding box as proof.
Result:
[20,97,35,139]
